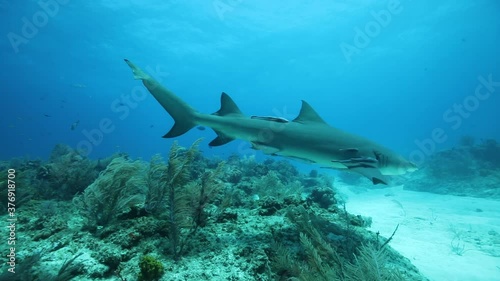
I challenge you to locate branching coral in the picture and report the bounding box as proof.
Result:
[73,157,147,228]
[40,144,99,200]
[272,206,405,281]
[145,139,224,260]
[344,244,404,281]
[252,170,303,201]
[144,140,201,216]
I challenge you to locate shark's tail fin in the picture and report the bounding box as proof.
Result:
[124,59,151,80]
[124,59,197,138]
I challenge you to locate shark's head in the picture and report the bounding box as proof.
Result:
[378,153,418,176]
[395,159,418,174]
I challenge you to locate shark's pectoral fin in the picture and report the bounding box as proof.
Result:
[251,142,280,155]
[287,156,315,164]
[332,157,386,184]
[348,166,388,185]
[209,130,234,146]
[332,157,387,184]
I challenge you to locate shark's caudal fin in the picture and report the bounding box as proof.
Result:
[124,59,197,138]
[124,59,151,80]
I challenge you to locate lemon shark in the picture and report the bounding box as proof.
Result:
[124,59,417,184]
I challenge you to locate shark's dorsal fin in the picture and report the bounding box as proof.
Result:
[213,92,243,116]
[292,100,327,124]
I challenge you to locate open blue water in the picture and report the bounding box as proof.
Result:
[2,0,499,164]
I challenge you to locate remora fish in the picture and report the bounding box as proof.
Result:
[71,120,80,131]
[124,59,417,184]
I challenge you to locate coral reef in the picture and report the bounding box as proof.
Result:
[0,141,428,280]
[73,156,147,229]
[405,138,500,198]
[39,144,100,200]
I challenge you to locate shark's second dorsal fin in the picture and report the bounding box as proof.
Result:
[213,92,243,116]
[293,100,326,124]
[292,100,327,124]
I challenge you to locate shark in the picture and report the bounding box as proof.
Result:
[124,59,417,184]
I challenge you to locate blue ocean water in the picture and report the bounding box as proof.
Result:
[2,2,500,280]
[2,0,499,165]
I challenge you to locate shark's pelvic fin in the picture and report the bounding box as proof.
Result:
[208,92,242,146]
[213,92,243,116]
[162,122,195,138]
[209,130,234,146]
[292,101,327,124]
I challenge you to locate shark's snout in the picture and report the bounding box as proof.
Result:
[407,161,418,172]
[392,160,418,175]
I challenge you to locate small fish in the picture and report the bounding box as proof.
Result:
[72,83,87,88]
[44,114,52,117]
[71,120,80,131]
[197,126,206,131]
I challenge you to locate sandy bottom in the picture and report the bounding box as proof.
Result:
[340,183,500,281]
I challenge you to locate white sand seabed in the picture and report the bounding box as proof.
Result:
[339,183,500,281]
